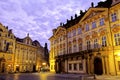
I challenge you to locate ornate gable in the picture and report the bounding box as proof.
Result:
[54,27,66,36]
[80,8,108,22]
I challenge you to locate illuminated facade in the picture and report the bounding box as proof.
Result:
[0,24,45,73]
[0,23,15,73]
[49,0,120,75]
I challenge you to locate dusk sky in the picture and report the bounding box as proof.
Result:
[0,0,106,48]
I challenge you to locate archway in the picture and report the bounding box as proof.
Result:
[94,57,103,75]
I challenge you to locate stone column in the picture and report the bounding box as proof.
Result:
[102,56,105,74]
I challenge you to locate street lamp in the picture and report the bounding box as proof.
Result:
[42,62,46,66]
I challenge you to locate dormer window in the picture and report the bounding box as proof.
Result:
[27,39,29,44]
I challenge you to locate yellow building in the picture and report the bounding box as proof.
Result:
[0,23,46,73]
[49,0,120,75]
[0,23,15,73]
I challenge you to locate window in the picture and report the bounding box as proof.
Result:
[92,21,96,29]
[94,39,98,48]
[69,47,72,53]
[73,45,77,52]
[67,32,71,38]
[73,29,76,36]
[86,40,91,50]
[69,64,72,70]
[118,61,120,71]
[111,13,117,22]
[79,43,82,51]
[114,33,120,46]
[74,63,77,70]
[78,28,82,34]
[79,63,83,70]
[63,48,66,54]
[85,24,89,31]
[102,36,107,47]
[100,18,104,26]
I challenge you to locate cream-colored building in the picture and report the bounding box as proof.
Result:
[0,23,45,73]
[49,0,120,75]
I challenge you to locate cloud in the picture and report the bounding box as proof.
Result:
[0,0,102,48]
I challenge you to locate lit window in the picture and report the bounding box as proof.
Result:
[92,22,96,29]
[102,36,107,47]
[78,28,82,34]
[100,18,104,26]
[94,39,98,48]
[86,40,91,50]
[85,24,89,31]
[79,63,83,70]
[111,13,117,22]
[114,33,120,46]
[69,64,72,70]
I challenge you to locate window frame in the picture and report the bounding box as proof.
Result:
[102,36,107,47]
[85,24,89,31]
[111,13,117,22]
[114,33,120,46]
[100,18,104,26]
[92,21,96,29]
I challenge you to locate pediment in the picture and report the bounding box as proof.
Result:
[80,8,108,22]
[112,24,120,33]
[54,26,66,36]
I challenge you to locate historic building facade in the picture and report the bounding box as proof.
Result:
[49,0,120,75]
[0,23,15,73]
[0,23,46,73]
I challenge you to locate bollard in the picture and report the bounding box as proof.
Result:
[94,74,96,79]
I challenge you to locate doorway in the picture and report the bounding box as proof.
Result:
[94,57,103,75]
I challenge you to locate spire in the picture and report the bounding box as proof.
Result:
[27,33,29,37]
[91,2,94,7]
[75,14,77,18]
[71,16,73,20]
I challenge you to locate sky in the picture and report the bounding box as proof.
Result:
[0,0,106,49]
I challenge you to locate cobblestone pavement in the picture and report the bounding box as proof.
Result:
[0,72,120,80]
[0,72,90,80]
[0,72,56,80]
[96,75,120,80]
